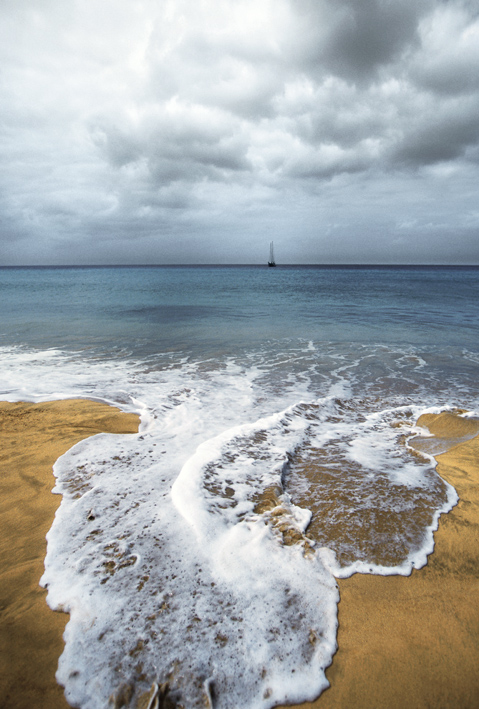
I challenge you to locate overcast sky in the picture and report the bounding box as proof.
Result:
[1,0,478,265]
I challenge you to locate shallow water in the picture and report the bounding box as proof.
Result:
[1,266,478,707]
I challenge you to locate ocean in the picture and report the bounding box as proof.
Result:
[1,265,478,708]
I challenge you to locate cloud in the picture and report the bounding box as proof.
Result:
[0,0,478,264]
[411,2,479,95]
[292,0,432,81]
[391,93,479,165]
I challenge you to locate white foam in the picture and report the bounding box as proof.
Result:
[0,344,471,707]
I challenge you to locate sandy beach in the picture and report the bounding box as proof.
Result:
[284,411,479,709]
[0,400,139,709]
[1,402,479,708]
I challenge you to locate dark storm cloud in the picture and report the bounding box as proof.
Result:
[0,0,478,264]
[392,96,479,165]
[293,0,432,81]
[90,106,251,180]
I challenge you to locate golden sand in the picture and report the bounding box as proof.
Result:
[0,400,139,709]
[281,411,479,709]
[1,402,478,708]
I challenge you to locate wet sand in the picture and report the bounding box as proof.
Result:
[2,403,478,708]
[0,400,139,709]
[282,411,479,709]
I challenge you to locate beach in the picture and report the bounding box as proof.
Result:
[285,411,479,709]
[2,402,478,708]
[0,400,139,709]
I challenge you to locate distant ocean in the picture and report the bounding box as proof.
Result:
[1,265,479,708]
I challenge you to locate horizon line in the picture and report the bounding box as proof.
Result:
[1,263,479,269]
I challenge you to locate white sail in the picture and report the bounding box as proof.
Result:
[268,241,276,267]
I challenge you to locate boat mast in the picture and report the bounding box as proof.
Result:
[268,241,276,267]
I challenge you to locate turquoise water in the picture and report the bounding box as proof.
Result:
[1,265,478,708]
[1,265,478,354]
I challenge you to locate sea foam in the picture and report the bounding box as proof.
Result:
[0,344,467,707]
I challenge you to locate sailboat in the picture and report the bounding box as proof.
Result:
[268,241,276,267]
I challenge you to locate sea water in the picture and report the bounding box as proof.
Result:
[1,265,478,708]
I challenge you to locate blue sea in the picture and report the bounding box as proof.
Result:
[1,265,478,708]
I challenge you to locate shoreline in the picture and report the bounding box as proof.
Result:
[282,411,479,708]
[1,403,478,707]
[0,400,139,709]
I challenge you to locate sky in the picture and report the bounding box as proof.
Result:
[1,0,478,265]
